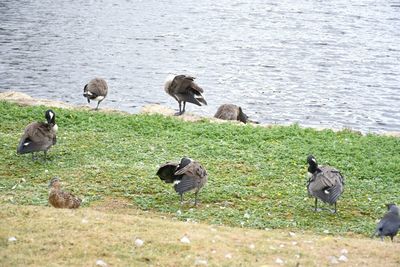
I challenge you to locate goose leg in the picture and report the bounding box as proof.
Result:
[314,198,318,212]
[95,100,102,110]
[175,101,183,116]
[182,101,186,114]
[43,150,47,161]
[31,152,35,161]
[180,193,183,205]
[194,190,199,206]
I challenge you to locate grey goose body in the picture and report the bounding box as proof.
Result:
[157,157,208,205]
[371,204,400,241]
[307,155,344,213]
[83,78,108,110]
[17,109,57,160]
[164,74,207,115]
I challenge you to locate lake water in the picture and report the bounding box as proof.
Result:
[1,0,399,133]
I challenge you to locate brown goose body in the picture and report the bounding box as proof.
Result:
[83,78,108,110]
[157,157,208,205]
[17,110,57,159]
[214,104,248,123]
[164,74,207,115]
[48,178,81,209]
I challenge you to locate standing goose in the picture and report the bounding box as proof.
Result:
[306,155,344,213]
[17,109,58,160]
[164,74,207,115]
[371,204,400,242]
[83,77,108,110]
[48,177,82,209]
[214,104,249,123]
[156,157,208,205]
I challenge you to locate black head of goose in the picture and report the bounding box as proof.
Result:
[156,157,208,206]
[306,155,344,213]
[83,78,108,110]
[17,109,58,160]
[164,74,207,115]
[371,203,400,241]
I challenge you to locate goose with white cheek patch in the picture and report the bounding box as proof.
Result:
[83,77,108,110]
[17,109,58,160]
[157,157,208,206]
[164,74,207,115]
[306,155,344,213]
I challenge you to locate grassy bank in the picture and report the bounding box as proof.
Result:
[2,203,400,266]
[0,101,399,237]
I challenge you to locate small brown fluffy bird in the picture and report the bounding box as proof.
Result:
[83,77,108,110]
[48,177,82,209]
[214,104,249,123]
[164,74,207,115]
[157,157,208,205]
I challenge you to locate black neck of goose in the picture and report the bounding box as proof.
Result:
[308,162,318,174]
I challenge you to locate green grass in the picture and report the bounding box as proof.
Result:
[0,101,399,235]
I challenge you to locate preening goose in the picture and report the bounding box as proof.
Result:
[157,157,208,205]
[214,104,249,123]
[164,74,207,115]
[17,109,57,160]
[83,77,108,110]
[371,204,400,242]
[306,155,344,213]
[48,177,82,209]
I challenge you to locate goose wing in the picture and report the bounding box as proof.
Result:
[170,75,207,106]
[173,160,207,194]
[156,162,180,183]
[17,122,55,153]
[307,166,344,204]
[86,78,108,98]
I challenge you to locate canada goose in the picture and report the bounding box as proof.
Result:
[17,109,57,160]
[164,74,207,115]
[83,78,108,110]
[156,157,208,205]
[306,155,344,213]
[214,104,249,123]
[371,204,400,241]
[48,177,82,209]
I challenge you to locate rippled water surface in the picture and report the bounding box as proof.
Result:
[1,0,399,132]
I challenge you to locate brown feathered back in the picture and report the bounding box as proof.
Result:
[48,178,81,209]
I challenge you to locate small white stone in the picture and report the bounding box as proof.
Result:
[8,237,17,242]
[323,229,330,234]
[329,256,339,264]
[211,249,217,254]
[134,238,144,247]
[338,255,348,262]
[289,232,296,237]
[292,241,298,246]
[240,221,244,226]
[45,170,49,173]
[95,259,108,267]
[340,248,348,254]
[210,228,217,232]
[295,254,300,259]
[81,218,88,224]
[249,243,255,249]
[180,236,190,244]
[275,258,284,265]
[225,253,232,259]
[176,210,182,215]
[244,213,250,219]
[194,258,208,266]
[189,208,194,212]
